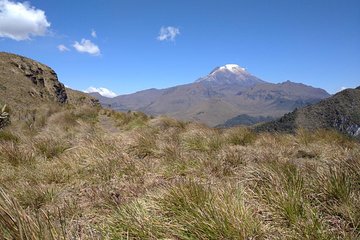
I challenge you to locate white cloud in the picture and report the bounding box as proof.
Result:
[84,87,117,98]
[73,39,100,56]
[57,44,69,52]
[340,87,348,92]
[91,29,96,38]
[0,0,50,40]
[157,26,180,41]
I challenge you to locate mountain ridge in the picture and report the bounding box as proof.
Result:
[255,87,360,139]
[92,64,330,126]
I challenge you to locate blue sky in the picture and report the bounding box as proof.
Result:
[0,0,359,96]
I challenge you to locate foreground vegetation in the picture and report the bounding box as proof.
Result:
[0,105,359,239]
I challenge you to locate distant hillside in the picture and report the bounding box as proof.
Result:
[91,64,330,126]
[66,88,99,107]
[216,114,274,128]
[256,87,360,139]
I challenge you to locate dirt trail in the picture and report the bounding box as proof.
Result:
[98,114,121,136]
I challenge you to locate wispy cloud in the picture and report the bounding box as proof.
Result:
[84,87,117,98]
[340,87,348,91]
[91,29,97,38]
[157,26,180,41]
[0,0,50,40]
[73,39,100,56]
[57,44,70,52]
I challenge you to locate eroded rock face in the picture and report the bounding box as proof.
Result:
[333,115,360,137]
[9,57,68,104]
[355,127,360,137]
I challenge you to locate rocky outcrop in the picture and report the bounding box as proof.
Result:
[333,113,360,137]
[9,54,67,103]
[0,52,72,116]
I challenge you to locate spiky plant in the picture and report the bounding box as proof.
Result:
[0,104,10,129]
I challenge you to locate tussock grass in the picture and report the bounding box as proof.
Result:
[128,128,159,158]
[34,136,70,159]
[110,110,150,129]
[48,111,78,129]
[0,130,19,142]
[109,181,263,239]
[182,127,224,152]
[0,187,59,240]
[148,115,187,130]
[0,142,35,166]
[74,106,99,124]
[253,161,306,225]
[224,126,257,146]
[1,106,359,239]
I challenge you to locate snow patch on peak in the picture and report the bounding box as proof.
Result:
[217,64,246,72]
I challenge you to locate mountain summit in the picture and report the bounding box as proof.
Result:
[196,64,265,86]
[93,64,330,126]
[209,64,247,75]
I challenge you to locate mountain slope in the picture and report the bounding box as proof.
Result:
[93,65,330,126]
[0,52,67,110]
[0,52,98,121]
[216,114,275,128]
[256,87,360,139]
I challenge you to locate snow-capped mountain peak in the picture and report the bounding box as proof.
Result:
[209,64,247,75]
[218,64,246,72]
[196,64,264,86]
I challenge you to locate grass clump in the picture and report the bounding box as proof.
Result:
[74,106,100,124]
[225,127,257,146]
[34,136,70,159]
[129,128,159,158]
[0,187,59,240]
[112,110,150,129]
[108,181,263,239]
[254,161,306,225]
[0,130,19,142]
[0,142,35,166]
[182,127,224,152]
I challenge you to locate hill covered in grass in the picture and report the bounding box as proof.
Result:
[216,114,275,128]
[256,87,360,140]
[0,52,99,132]
[0,53,359,239]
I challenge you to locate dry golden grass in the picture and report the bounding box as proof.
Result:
[0,106,359,239]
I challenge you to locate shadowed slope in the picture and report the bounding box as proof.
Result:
[256,87,360,139]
